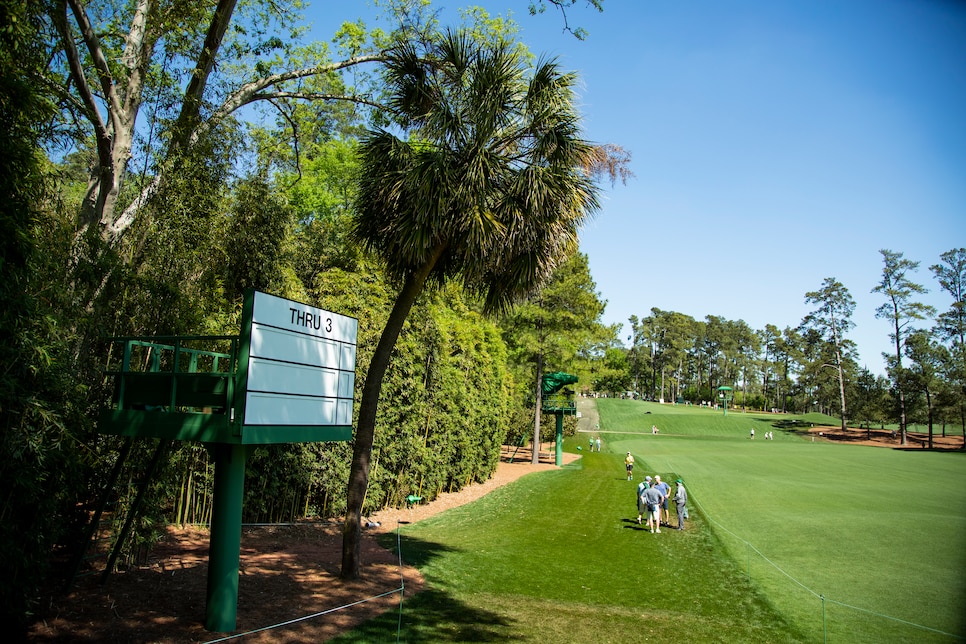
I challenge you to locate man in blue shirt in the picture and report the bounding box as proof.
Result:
[654,475,671,527]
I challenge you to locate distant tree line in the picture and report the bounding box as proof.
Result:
[613,249,965,448]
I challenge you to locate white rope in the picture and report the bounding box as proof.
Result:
[203,522,409,643]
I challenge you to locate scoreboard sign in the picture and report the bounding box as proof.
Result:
[97,290,359,633]
[236,290,358,443]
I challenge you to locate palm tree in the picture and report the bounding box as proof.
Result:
[341,31,601,578]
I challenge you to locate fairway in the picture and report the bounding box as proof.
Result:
[597,399,966,642]
[337,399,965,643]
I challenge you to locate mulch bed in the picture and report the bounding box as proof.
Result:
[28,446,573,643]
[29,522,423,643]
[807,425,964,450]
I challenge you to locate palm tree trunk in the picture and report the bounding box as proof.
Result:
[341,244,445,579]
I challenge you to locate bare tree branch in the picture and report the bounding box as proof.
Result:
[172,0,239,148]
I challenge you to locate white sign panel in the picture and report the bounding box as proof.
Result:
[250,326,355,371]
[244,292,358,427]
[247,357,354,399]
[244,392,353,426]
[252,291,357,343]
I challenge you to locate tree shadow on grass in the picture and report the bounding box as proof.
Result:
[767,418,810,430]
[333,587,521,642]
[352,534,519,642]
[376,531,457,568]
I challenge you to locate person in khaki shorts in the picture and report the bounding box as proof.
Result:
[641,482,664,533]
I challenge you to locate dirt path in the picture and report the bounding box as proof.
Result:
[807,424,964,450]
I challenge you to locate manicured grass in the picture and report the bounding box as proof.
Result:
[332,399,966,642]
[334,449,805,642]
[599,399,966,642]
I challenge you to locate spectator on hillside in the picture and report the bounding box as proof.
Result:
[654,475,671,526]
[624,452,635,481]
[636,478,650,525]
[595,436,601,452]
[642,482,664,533]
[673,479,688,530]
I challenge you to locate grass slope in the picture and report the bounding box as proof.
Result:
[597,399,966,642]
[336,453,803,642]
[334,399,966,643]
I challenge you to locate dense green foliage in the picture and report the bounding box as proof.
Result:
[499,251,607,447]
[1,1,616,627]
[0,0,93,629]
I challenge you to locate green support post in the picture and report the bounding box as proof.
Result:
[205,443,249,632]
[555,413,564,466]
[541,371,577,468]
[717,386,733,416]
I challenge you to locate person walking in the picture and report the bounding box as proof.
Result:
[654,475,671,527]
[642,482,664,533]
[595,436,601,452]
[624,452,635,480]
[673,479,688,530]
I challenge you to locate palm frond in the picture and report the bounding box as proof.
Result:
[352,29,601,312]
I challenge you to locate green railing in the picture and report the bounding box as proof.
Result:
[107,335,239,413]
[541,394,576,413]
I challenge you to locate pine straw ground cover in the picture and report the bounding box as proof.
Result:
[28,447,571,643]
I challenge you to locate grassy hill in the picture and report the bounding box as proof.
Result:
[335,398,966,643]
[596,399,966,642]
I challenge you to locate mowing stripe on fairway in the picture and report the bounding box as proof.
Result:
[352,449,805,643]
[595,398,966,642]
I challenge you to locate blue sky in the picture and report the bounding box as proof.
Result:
[307,1,966,376]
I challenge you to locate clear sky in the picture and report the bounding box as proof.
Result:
[307,1,966,376]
